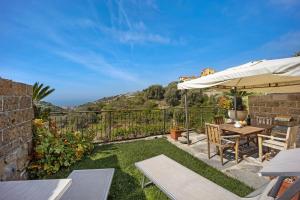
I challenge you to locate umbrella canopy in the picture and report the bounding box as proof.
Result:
[178,57,300,93]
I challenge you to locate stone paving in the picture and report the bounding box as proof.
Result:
[166,132,270,189]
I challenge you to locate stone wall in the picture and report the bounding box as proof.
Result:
[0,78,33,181]
[249,93,300,145]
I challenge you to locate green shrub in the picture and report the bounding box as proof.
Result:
[28,119,95,178]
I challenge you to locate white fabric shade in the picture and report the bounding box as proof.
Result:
[178,57,300,93]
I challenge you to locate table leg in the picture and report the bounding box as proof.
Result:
[258,136,263,162]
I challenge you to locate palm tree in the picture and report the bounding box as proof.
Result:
[32,82,55,119]
[33,82,55,102]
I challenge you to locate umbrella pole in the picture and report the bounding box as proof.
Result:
[184,90,190,145]
[233,87,237,121]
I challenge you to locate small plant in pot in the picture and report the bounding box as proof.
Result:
[170,114,183,140]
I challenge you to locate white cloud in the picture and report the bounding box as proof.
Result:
[55,50,139,82]
[120,31,170,44]
[99,0,180,45]
[99,25,171,44]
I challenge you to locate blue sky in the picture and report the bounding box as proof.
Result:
[1,0,300,106]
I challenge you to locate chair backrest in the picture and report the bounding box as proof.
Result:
[286,126,299,149]
[256,116,273,125]
[213,116,224,125]
[205,123,222,145]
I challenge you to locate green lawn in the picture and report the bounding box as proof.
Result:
[49,138,253,200]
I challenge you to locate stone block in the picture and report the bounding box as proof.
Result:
[27,140,32,154]
[259,107,272,113]
[0,112,10,129]
[3,96,20,111]
[26,85,33,96]
[0,96,3,112]
[249,106,259,112]
[24,121,32,137]
[2,129,13,146]
[290,109,300,115]
[0,158,5,180]
[272,94,288,101]
[19,96,32,109]
[285,101,297,108]
[0,79,13,96]
[20,109,34,122]
[4,149,17,164]
[16,145,29,171]
[259,95,272,101]
[288,94,300,101]
[7,110,18,125]
[2,162,17,180]
[278,101,287,107]
[275,107,289,115]
[266,101,279,107]
[12,82,27,96]
[249,96,259,103]
[10,139,20,151]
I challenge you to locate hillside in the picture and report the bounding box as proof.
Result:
[75,81,219,111]
[36,101,66,112]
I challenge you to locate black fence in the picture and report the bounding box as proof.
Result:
[49,106,225,143]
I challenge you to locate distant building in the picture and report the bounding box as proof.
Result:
[179,67,216,82]
[201,68,215,77]
[179,76,197,82]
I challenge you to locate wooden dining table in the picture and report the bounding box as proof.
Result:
[219,123,267,157]
[219,123,266,137]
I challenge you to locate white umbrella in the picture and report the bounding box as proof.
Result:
[177,56,300,144]
[178,57,300,93]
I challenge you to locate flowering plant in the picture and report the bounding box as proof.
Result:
[28,119,95,178]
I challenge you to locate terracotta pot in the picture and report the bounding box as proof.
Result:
[228,110,248,121]
[277,178,299,200]
[170,128,182,140]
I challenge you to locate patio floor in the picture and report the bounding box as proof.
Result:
[166,132,270,189]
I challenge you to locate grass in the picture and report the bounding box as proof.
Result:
[49,138,253,200]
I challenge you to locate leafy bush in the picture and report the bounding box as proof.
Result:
[218,96,231,110]
[165,82,181,106]
[185,89,209,107]
[144,85,165,100]
[28,119,95,178]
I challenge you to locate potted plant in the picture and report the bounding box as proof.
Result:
[225,89,251,121]
[170,113,182,140]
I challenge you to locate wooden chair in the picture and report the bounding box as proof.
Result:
[213,116,224,125]
[255,116,273,134]
[258,126,299,162]
[256,116,273,126]
[205,123,240,165]
[247,116,273,146]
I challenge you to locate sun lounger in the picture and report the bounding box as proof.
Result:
[0,179,71,200]
[135,155,286,200]
[60,169,114,200]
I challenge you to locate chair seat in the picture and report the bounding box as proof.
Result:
[263,140,286,150]
[222,131,236,135]
[221,139,235,146]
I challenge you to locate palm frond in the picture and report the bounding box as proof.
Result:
[32,82,55,101]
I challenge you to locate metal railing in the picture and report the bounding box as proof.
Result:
[49,106,225,143]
